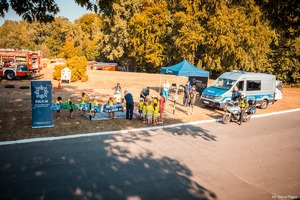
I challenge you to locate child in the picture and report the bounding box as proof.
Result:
[152,96,158,106]
[142,101,147,124]
[81,92,88,117]
[68,94,74,119]
[55,96,63,119]
[146,101,154,125]
[92,96,99,119]
[138,98,144,120]
[153,103,160,125]
[108,97,115,119]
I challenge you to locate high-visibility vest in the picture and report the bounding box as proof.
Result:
[239,98,247,108]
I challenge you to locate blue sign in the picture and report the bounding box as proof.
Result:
[31,80,54,128]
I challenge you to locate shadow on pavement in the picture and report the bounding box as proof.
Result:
[0,134,218,200]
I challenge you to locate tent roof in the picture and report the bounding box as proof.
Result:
[160,60,209,77]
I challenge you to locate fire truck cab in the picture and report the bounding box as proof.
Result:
[0,49,42,80]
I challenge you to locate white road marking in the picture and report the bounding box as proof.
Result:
[1,108,300,146]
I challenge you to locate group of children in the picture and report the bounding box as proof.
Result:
[138,95,162,125]
[54,92,100,119]
[54,91,125,120]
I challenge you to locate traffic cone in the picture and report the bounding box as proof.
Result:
[58,82,61,89]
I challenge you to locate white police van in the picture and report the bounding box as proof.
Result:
[200,71,282,109]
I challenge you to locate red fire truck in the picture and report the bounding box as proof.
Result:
[0,49,42,80]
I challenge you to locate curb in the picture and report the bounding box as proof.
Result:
[1,108,300,146]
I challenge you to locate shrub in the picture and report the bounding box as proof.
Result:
[52,65,66,81]
[66,56,88,82]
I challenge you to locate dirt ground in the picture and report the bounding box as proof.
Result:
[0,68,299,141]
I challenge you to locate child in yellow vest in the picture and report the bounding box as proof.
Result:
[153,103,160,125]
[108,97,115,119]
[138,98,144,120]
[152,96,158,106]
[81,92,88,117]
[55,96,63,119]
[142,101,147,124]
[146,101,154,125]
[92,97,98,119]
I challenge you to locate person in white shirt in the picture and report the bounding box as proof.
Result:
[162,79,170,102]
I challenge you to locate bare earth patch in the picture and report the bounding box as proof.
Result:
[0,68,299,141]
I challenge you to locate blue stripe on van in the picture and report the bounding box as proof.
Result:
[219,94,274,103]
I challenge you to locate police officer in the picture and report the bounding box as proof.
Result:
[238,92,248,125]
[231,86,241,101]
[183,81,191,106]
[124,90,134,120]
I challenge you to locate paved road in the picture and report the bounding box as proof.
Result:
[0,111,299,200]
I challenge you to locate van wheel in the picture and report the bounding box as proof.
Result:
[260,100,268,109]
[5,70,15,80]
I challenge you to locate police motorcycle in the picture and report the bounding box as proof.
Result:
[222,94,256,124]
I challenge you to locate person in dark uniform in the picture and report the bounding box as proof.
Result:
[140,87,150,100]
[183,81,191,106]
[238,92,248,125]
[124,90,134,120]
[231,86,241,101]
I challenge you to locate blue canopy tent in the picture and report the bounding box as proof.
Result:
[160,60,210,113]
[160,60,209,77]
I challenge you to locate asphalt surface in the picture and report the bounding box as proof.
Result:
[0,111,299,200]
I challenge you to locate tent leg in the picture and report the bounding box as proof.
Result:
[172,77,179,114]
[159,74,162,94]
[173,100,176,114]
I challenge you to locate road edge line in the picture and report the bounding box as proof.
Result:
[1,108,300,146]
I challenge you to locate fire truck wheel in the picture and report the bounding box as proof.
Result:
[5,70,15,80]
[20,86,30,89]
[5,84,15,88]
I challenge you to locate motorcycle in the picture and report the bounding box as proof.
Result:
[222,99,256,124]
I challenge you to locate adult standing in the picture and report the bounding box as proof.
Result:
[159,92,166,123]
[188,85,197,115]
[162,79,170,102]
[113,83,122,103]
[183,81,191,106]
[124,90,134,120]
[231,86,240,101]
[238,92,248,125]
[140,87,150,100]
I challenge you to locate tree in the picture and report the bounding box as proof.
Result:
[62,39,78,59]
[0,0,59,23]
[0,0,115,23]
[100,0,143,69]
[44,17,71,57]
[202,0,274,74]
[128,0,172,72]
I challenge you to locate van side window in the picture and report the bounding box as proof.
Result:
[247,80,261,91]
[237,81,244,91]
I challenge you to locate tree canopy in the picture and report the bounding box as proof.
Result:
[0,0,299,83]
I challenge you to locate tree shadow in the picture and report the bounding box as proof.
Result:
[162,126,217,141]
[0,135,218,200]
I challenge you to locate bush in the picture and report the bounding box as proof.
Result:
[52,65,66,81]
[66,56,88,82]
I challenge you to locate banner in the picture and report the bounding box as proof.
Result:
[31,80,54,128]
[188,76,209,95]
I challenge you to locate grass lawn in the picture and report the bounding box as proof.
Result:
[0,68,299,141]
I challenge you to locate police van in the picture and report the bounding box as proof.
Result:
[200,70,282,109]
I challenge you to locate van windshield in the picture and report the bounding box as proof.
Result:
[212,78,236,90]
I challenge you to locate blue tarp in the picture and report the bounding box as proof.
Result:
[160,60,209,77]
